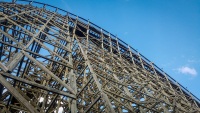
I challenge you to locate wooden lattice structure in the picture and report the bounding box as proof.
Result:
[0,1,199,113]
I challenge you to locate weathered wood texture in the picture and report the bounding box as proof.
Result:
[0,1,199,113]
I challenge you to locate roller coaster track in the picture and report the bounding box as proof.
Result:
[0,0,199,112]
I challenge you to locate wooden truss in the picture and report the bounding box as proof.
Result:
[0,1,199,113]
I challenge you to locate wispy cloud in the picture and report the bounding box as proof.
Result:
[177,66,197,77]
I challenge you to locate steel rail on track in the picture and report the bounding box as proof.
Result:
[1,0,200,104]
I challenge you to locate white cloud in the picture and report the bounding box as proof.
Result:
[178,66,197,77]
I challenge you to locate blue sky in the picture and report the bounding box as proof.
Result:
[17,0,200,98]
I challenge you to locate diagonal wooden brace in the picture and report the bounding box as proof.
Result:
[0,74,39,113]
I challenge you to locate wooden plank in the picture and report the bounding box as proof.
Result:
[0,75,39,113]
[1,72,76,99]
[22,50,76,95]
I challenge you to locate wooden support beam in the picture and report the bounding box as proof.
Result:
[0,74,39,113]
[22,50,76,95]
[0,2,199,113]
[0,62,8,72]
[85,95,101,113]
[75,36,115,113]
[6,52,23,72]
[0,72,76,99]
[69,70,77,113]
